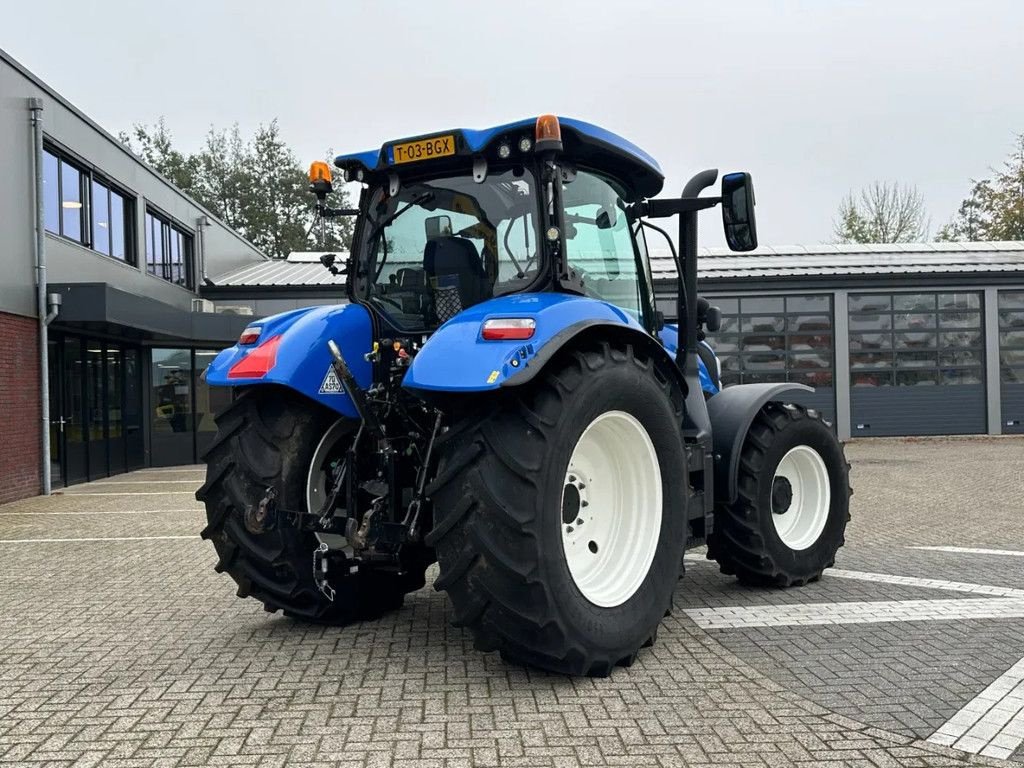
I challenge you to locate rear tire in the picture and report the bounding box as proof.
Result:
[707,402,851,586]
[427,343,688,676]
[196,387,429,623]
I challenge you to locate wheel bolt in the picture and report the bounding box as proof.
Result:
[576,518,583,525]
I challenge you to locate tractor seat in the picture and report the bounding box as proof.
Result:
[423,237,489,308]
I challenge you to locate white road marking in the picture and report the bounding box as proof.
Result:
[0,535,199,544]
[685,556,1024,598]
[828,569,1024,599]
[86,480,201,485]
[0,509,199,517]
[59,491,197,496]
[912,546,1024,558]
[683,597,1024,629]
[927,656,1024,760]
[123,466,203,472]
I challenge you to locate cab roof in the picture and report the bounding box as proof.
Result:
[334,116,664,200]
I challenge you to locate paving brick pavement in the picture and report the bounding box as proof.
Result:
[0,438,1021,766]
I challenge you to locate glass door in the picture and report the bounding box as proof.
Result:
[124,348,145,469]
[47,337,64,487]
[107,344,126,474]
[85,344,107,479]
[150,348,195,466]
[62,337,88,484]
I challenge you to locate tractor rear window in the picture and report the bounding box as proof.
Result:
[359,169,540,330]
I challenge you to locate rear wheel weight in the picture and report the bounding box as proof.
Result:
[427,343,688,676]
[196,387,429,624]
[708,402,851,587]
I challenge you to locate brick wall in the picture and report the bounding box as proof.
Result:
[0,312,41,504]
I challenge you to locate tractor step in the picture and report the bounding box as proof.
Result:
[684,442,715,546]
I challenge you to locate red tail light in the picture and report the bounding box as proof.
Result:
[228,335,281,379]
[481,318,536,341]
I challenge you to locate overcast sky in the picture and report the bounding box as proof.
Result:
[5,0,1023,247]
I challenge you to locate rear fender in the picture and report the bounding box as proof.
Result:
[203,303,373,419]
[658,324,720,395]
[707,383,814,504]
[401,292,680,393]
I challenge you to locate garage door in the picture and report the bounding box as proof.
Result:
[849,292,985,437]
[705,295,836,425]
[999,290,1024,434]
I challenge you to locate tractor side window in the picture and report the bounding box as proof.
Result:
[562,171,644,321]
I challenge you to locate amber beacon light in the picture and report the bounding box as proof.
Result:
[534,114,563,153]
[308,161,332,184]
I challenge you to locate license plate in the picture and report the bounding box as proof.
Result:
[388,134,456,165]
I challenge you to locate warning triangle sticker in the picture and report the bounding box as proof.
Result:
[319,365,345,395]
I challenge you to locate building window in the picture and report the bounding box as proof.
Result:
[145,209,194,289]
[703,295,834,388]
[848,292,984,387]
[999,291,1024,383]
[43,145,135,264]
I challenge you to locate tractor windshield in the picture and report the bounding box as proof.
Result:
[357,168,541,330]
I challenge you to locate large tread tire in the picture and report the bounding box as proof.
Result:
[426,343,688,676]
[196,387,428,623]
[707,402,852,587]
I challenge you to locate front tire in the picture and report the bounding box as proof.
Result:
[196,387,429,623]
[427,343,688,676]
[707,402,851,586]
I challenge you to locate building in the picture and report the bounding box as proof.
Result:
[3,44,1022,504]
[0,48,267,503]
[205,243,1024,442]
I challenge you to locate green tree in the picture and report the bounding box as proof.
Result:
[118,117,197,192]
[120,119,354,258]
[936,180,992,241]
[833,182,929,243]
[938,133,1024,242]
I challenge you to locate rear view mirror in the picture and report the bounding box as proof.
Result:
[425,215,452,240]
[721,172,757,252]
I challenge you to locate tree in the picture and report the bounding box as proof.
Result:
[833,182,929,243]
[938,133,1024,242]
[936,180,992,242]
[118,118,197,192]
[120,119,354,258]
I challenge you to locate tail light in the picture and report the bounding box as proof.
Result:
[228,335,281,379]
[481,318,536,341]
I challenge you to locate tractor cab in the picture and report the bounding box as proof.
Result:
[315,116,683,339]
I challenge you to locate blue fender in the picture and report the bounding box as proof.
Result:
[402,292,660,392]
[203,303,373,419]
[657,324,720,396]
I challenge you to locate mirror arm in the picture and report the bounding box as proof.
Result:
[318,204,359,218]
[630,196,720,219]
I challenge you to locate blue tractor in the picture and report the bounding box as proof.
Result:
[197,116,850,676]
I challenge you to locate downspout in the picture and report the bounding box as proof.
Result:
[29,98,58,495]
[197,214,210,284]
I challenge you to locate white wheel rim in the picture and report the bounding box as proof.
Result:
[560,411,662,608]
[306,419,351,514]
[771,445,831,551]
